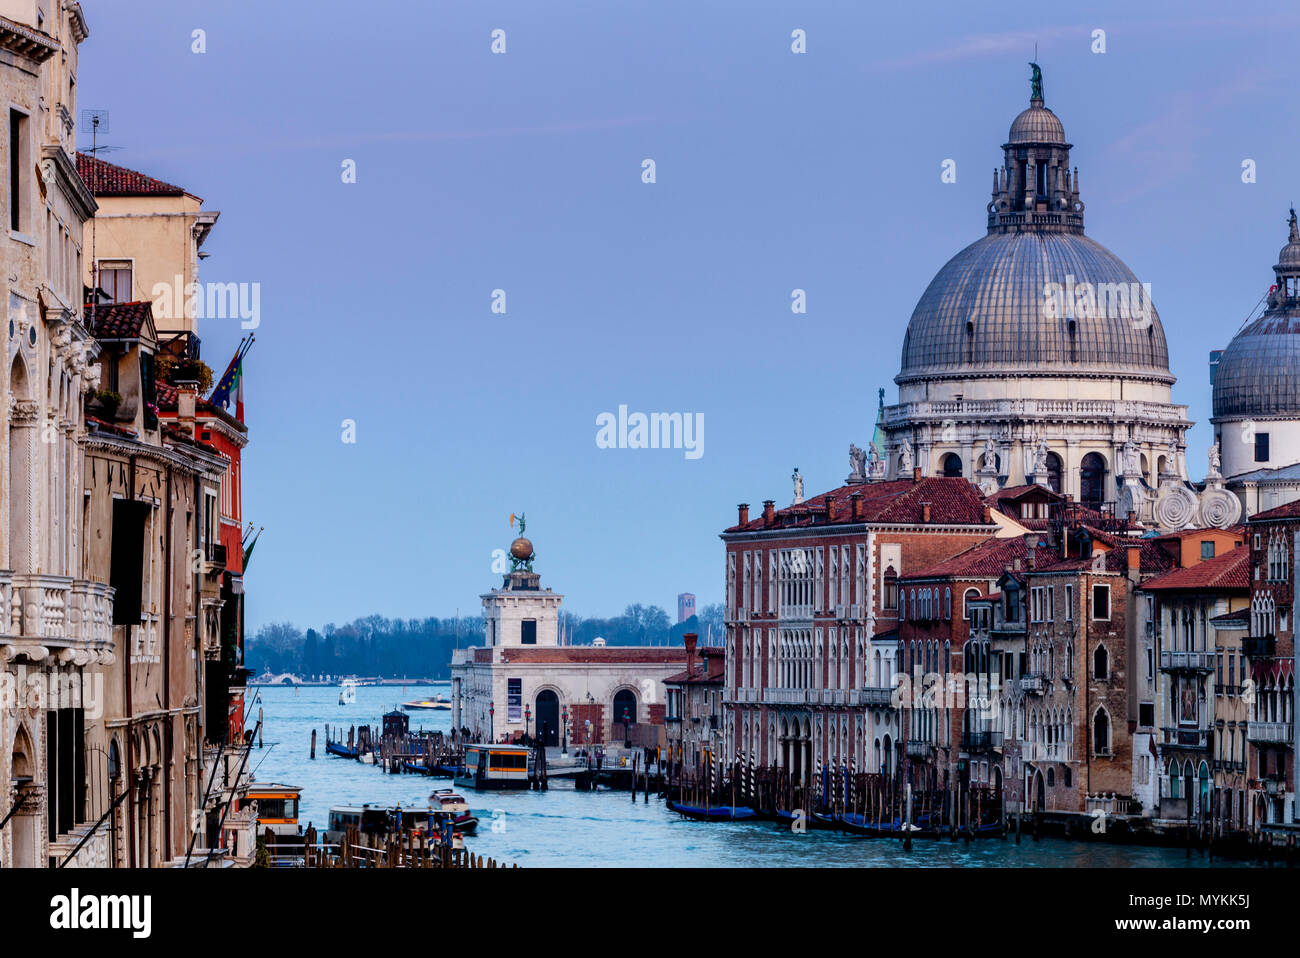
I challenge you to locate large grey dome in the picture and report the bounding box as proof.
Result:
[898,230,1171,382]
[1213,208,1300,420]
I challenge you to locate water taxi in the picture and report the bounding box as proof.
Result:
[454,744,534,790]
[429,788,478,834]
[401,694,451,711]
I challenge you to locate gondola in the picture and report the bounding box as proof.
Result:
[666,800,756,822]
[325,741,359,759]
[768,808,835,830]
[835,813,938,838]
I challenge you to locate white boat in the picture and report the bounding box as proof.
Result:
[338,679,357,705]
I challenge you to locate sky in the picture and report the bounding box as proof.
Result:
[77,0,1300,632]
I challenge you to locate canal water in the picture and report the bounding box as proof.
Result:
[250,684,1251,868]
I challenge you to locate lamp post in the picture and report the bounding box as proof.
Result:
[561,705,569,756]
[525,704,532,743]
[622,706,632,749]
[488,702,495,743]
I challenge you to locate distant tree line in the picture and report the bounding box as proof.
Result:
[246,603,725,679]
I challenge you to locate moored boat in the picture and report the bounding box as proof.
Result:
[667,800,756,822]
[401,694,451,711]
[454,744,533,791]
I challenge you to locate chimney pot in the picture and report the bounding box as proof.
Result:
[922,502,932,523]
[762,500,775,523]
[851,492,864,522]
[1127,545,1141,574]
[982,504,992,524]
[912,467,922,483]
[738,503,749,526]
[684,632,698,677]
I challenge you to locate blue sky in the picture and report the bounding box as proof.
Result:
[78,1,1300,631]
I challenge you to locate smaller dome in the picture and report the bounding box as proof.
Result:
[509,537,533,561]
[1007,103,1065,145]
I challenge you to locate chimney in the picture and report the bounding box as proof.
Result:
[1127,545,1141,575]
[912,467,922,483]
[762,500,775,523]
[737,503,749,526]
[1013,558,1022,571]
[1025,533,1037,570]
[982,504,992,524]
[684,632,698,678]
[921,502,932,523]
[851,493,864,522]
[177,384,197,436]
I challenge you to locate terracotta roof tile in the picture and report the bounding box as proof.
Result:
[1251,500,1300,521]
[89,301,153,339]
[725,477,990,533]
[1138,545,1250,592]
[76,152,188,197]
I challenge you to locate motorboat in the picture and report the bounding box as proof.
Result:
[338,679,358,706]
[429,788,479,834]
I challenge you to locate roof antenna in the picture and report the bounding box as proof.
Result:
[79,109,110,330]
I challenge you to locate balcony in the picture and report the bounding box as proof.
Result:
[861,686,895,708]
[204,543,228,574]
[1019,674,1045,695]
[3,575,114,646]
[961,730,1004,752]
[1247,722,1293,746]
[1161,727,1211,749]
[1242,635,1277,659]
[1022,743,1074,763]
[1159,650,1214,673]
[905,740,931,758]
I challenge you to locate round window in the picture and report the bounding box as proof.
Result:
[27,326,36,346]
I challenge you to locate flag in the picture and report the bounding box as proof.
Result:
[209,335,253,414]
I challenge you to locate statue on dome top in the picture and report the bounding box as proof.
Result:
[1029,62,1043,102]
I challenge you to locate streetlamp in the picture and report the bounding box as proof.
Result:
[622,707,632,749]
[525,704,532,743]
[561,705,569,756]
[488,702,495,743]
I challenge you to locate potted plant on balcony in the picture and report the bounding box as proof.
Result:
[87,389,122,421]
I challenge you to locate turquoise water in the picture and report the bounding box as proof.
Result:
[249,684,1250,868]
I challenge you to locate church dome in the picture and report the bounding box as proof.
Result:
[1213,208,1300,420]
[898,75,1171,385]
[1007,103,1066,145]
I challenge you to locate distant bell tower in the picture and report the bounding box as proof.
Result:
[482,517,563,647]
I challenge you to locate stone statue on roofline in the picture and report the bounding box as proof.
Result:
[792,467,804,504]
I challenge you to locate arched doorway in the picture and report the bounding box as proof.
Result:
[612,688,637,731]
[9,725,37,867]
[1033,769,1046,812]
[1080,452,1107,506]
[940,453,962,477]
[1045,452,1063,493]
[534,689,560,747]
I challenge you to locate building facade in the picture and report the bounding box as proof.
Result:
[451,533,680,749]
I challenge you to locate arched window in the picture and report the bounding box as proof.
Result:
[1080,452,1108,506]
[963,588,980,620]
[883,566,898,611]
[944,588,951,620]
[1093,645,1108,680]
[940,453,963,477]
[1045,452,1063,494]
[1093,708,1110,755]
[1047,767,1055,787]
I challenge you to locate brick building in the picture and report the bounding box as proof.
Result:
[719,473,1002,783]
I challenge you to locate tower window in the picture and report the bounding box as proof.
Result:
[520,619,537,644]
[1255,432,1270,463]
